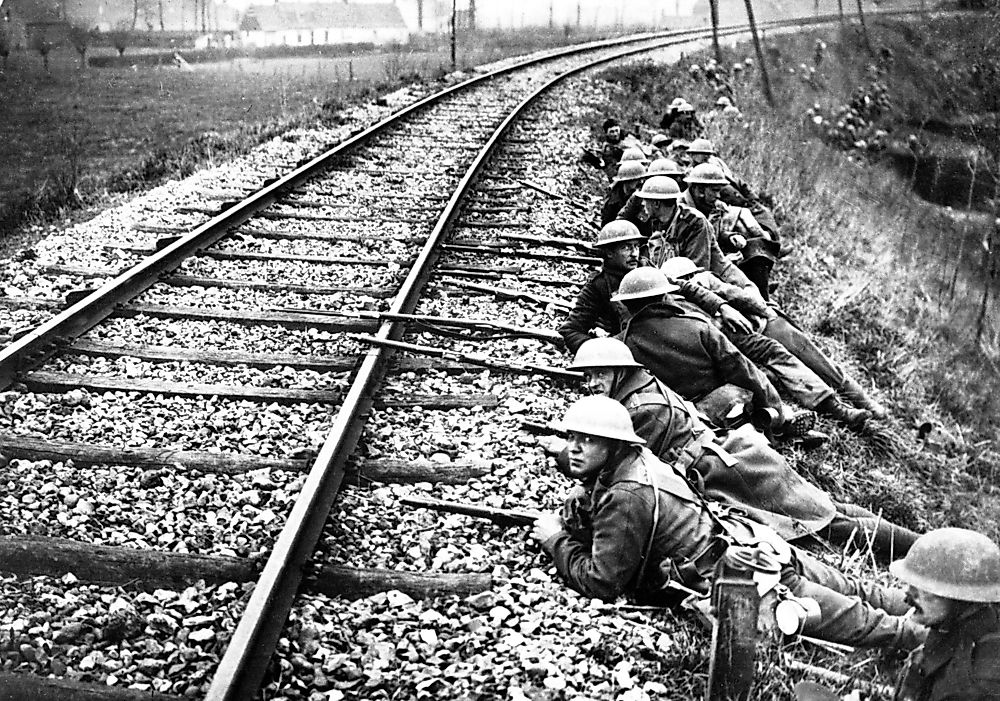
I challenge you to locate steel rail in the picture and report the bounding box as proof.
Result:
[200,18,848,701]
[0,26,744,392]
[0,8,930,392]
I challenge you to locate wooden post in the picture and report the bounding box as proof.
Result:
[709,0,722,63]
[838,0,845,26]
[450,0,457,70]
[742,0,774,107]
[855,0,873,54]
[706,551,761,701]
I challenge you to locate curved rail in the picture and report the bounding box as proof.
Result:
[200,12,924,699]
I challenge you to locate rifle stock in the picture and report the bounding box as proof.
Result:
[401,495,542,527]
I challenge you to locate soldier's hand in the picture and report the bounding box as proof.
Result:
[536,435,568,455]
[590,327,610,338]
[719,304,753,335]
[729,234,748,250]
[531,513,565,544]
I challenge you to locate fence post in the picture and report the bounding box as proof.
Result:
[743,0,774,106]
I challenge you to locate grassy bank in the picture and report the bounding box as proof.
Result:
[575,13,998,696]
[0,26,621,241]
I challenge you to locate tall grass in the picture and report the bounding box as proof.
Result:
[576,17,1000,698]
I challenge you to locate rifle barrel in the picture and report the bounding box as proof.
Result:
[401,495,542,526]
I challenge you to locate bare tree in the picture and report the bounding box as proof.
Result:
[742,0,774,106]
[132,0,140,30]
[67,24,93,68]
[159,0,165,31]
[30,30,54,73]
[0,24,10,73]
[109,22,131,56]
[709,0,721,63]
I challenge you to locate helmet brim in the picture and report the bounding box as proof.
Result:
[636,191,682,200]
[593,234,647,248]
[685,177,729,186]
[610,284,679,302]
[548,420,647,445]
[889,559,1000,603]
[612,174,648,185]
[569,358,643,371]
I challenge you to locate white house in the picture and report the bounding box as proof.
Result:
[239,2,409,47]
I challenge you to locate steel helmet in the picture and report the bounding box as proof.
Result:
[685,163,730,186]
[661,256,704,280]
[611,267,679,302]
[668,97,687,110]
[647,159,685,177]
[635,175,682,200]
[570,337,642,370]
[611,160,648,184]
[553,395,646,444]
[674,99,695,113]
[619,146,648,163]
[686,138,717,155]
[594,220,645,248]
[716,96,733,107]
[650,133,671,148]
[889,528,1000,602]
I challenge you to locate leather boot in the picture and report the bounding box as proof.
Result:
[838,375,889,420]
[816,395,870,431]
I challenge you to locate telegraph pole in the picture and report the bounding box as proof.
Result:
[709,0,721,63]
[743,0,774,106]
[450,0,457,70]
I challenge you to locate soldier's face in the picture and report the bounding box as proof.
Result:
[584,368,617,396]
[690,152,711,165]
[606,126,622,143]
[642,198,676,222]
[906,586,955,628]
[691,185,723,208]
[605,240,640,271]
[565,432,613,480]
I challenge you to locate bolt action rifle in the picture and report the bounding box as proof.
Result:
[400,495,542,528]
[349,334,582,382]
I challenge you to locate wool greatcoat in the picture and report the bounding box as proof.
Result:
[895,604,1000,701]
[559,265,728,355]
[611,367,835,540]
[542,445,926,649]
[617,299,783,417]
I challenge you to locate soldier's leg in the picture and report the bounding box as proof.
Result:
[727,329,833,409]
[822,501,920,560]
[739,258,772,301]
[762,315,846,389]
[783,553,926,650]
[793,548,911,615]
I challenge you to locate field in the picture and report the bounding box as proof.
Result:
[0,27,616,238]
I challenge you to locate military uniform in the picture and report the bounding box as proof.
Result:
[617,299,783,417]
[630,201,750,288]
[895,604,1000,700]
[611,367,916,555]
[559,267,728,355]
[683,269,881,412]
[542,445,926,649]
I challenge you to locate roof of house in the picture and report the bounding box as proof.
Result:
[240,2,407,32]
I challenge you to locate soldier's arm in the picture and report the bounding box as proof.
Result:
[558,278,610,355]
[543,483,652,601]
[701,324,782,413]
[674,279,726,316]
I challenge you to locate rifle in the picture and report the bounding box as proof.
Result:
[401,495,542,527]
[272,308,564,345]
[349,334,582,382]
[440,277,573,311]
[508,177,601,232]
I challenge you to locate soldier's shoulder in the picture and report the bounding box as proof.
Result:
[971,632,1000,684]
[677,202,709,221]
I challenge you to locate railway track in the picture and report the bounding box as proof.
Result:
[0,12,932,701]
